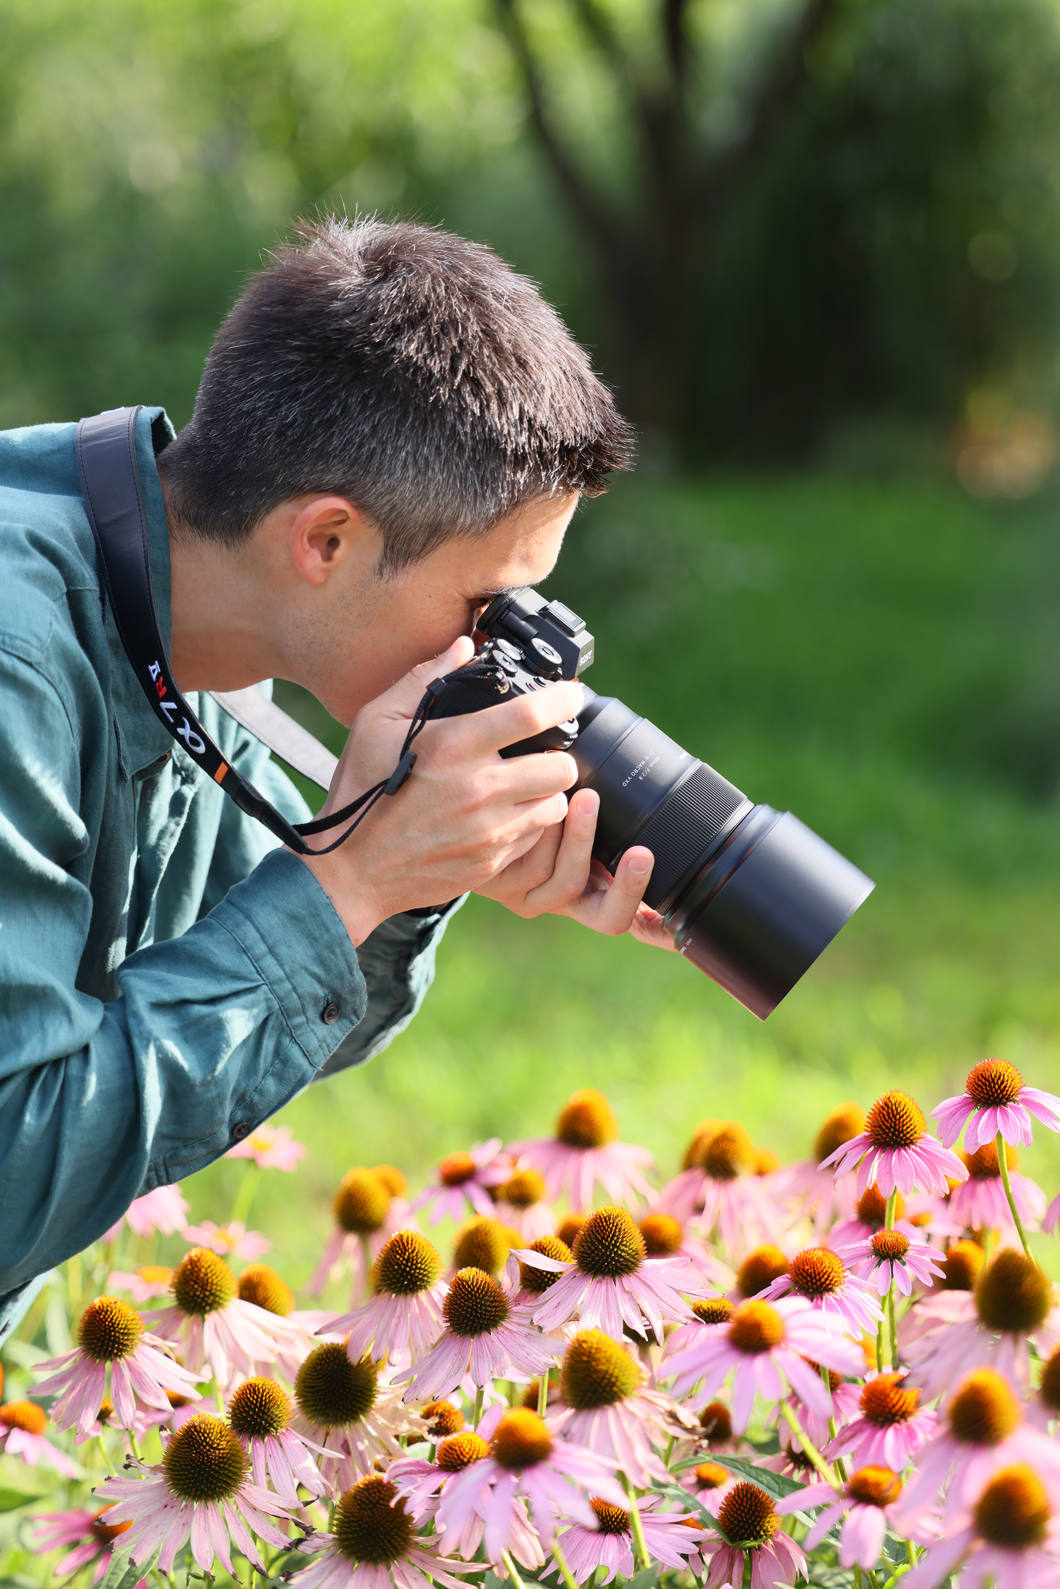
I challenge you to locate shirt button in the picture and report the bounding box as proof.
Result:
[231,1121,251,1141]
[321,1000,341,1025]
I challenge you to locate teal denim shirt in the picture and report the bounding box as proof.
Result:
[0,409,459,1339]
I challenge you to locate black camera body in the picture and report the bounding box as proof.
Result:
[427,589,874,1019]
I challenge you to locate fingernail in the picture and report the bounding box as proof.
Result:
[630,855,652,875]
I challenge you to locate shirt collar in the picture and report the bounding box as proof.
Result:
[105,406,183,780]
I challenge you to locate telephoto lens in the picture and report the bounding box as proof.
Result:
[446,589,874,1018]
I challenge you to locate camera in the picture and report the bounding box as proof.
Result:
[426,588,874,1018]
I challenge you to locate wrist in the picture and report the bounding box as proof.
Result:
[295,850,387,947]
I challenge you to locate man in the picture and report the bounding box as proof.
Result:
[0,215,667,1339]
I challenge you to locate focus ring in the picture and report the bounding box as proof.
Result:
[629,764,749,909]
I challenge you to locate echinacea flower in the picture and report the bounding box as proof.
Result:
[656,1122,778,1254]
[181,1221,270,1260]
[33,1295,201,1441]
[293,1341,419,1489]
[29,1505,145,1587]
[894,1367,1060,1524]
[103,1184,189,1241]
[451,1216,521,1279]
[325,1230,447,1368]
[93,1412,294,1578]
[836,1229,946,1297]
[825,1372,938,1471]
[662,1295,864,1433]
[225,1122,305,1170]
[1045,1192,1060,1236]
[551,1329,686,1488]
[932,1059,1060,1150]
[434,1406,627,1558]
[285,1472,482,1589]
[146,1248,304,1392]
[902,1462,1060,1589]
[1028,1347,1060,1432]
[388,1427,545,1570]
[822,1090,967,1198]
[690,1480,807,1589]
[756,1246,883,1335]
[776,1466,907,1571]
[902,1248,1060,1397]
[395,1265,561,1403]
[947,1142,1046,1234]
[508,1090,654,1211]
[228,1377,328,1501]
[771,1102,866,1232]
[519,1205,698,1343]
[550,1496,701,1584]
[0,1400,79,1476]
[308,1168,397,1300]
[411,1139,510,1224]
[106,1266,174,1303]
[492,1166,556,1242]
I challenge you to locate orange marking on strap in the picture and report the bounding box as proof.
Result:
[213,762,229,784]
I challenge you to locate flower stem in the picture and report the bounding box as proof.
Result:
[473,1384,485,1427]
[881,1189,899,1369]
[779,1400,839,1488]
[552,1538,580,1589]
[502,1550,528,1589]
[537,1373,549,1418]
[996,1133,1035,1261]
[230,1162,260,1228]
[821,1364,846,1480]
[622,1472,651,1570]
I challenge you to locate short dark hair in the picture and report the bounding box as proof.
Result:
[159,215,634,569]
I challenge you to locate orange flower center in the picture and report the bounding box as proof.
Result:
[701,1123,755,1181]
[437,1432,490,1471]
[573,1206,645,1277]
[973,1465,1051,1549]
[789,1248,846,1298]
[693,1297,735,1325]
[0,1400,46,1435]
[640,1213,683,1255]
[847,1467,902,1508]
[589,1499,631,1534]
[727,1301,786,1354]
[966,1059,1023,1108]
[717,1481,778,1546]
[77,1296,144,1362]
[333,1169,390,1234]
[736,1246,790,1298]
[439,1151,478,1186]
[421,1400,463,1438]
[865,1091,925,1151]
[699,1401,733,1443]
[490,1408,552,1469]
[940,1239,986,1290]
[555,1089,618,1149]
[695,1460,731,1489]
[860,1374,920,1426]
[444,1268,509,1337]
[815,1102,868,1163]
[518,1235,573,1294]
[870,1230,910,1263]
[947,1369,1022,1445]
[91,1507,132,1544]
[975,1250,1052,1333]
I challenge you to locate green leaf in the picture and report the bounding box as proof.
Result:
[0,1483,49,1513]
[707,1454,808,1499]
[98,1542,160,1589]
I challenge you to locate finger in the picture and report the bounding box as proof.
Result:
[498,818,566,897]
[457,680,586,755]
[492,750,579,802]
[376,634,477,719]
[582,845,654,935]
[520,787,599,910]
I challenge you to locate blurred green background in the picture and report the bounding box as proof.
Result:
[2,0,1058,1244]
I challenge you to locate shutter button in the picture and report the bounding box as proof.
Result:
[322,1000,341,1024]
[231,1121,251,1141]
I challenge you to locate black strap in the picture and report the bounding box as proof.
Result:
[76,407,433,856]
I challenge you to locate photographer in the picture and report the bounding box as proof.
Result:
[0,216,667,1341]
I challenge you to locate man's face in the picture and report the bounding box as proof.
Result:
[319,492,580,724]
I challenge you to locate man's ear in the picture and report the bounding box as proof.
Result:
[288,495,381,588]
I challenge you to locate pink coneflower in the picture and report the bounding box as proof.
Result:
[308,1167,399,1300]
[181,1221,270,1260]
[388,1428,546,1571]
[103,1184,189,1241]
[656,1122,778,1254]
[1045,1192,1060,1235]
[519,1205,698,1343]
[286,1472,482,1589]
[662,1295,864,1433]
[776,1466,906,1571]
[93,1412,293,1578]
[492,1166,556,1242]
[551,1496,701,1584]
[293,1340,419,1489]
[894,1368,1060,1525]
[551,1329,688,1488]
[435,1406,627,1558]
[932,1058,1060,1150]
[902,1249,1060,1398]
[226,1121,305,1169]
[411,1138,510,1223]
[0,1400,79,1476]
[822,1090,967,1198]
[146,1248,304,1391]
[826,1372,937,1471]
[325,1230,447,1367]
[757,1246,883,1335]
[508,1090,654,1211]
[29,1505,145,1587]
[638,1211,731,1291]
[689,1480,807,1589]
[106,1266,174,1303]
[395,1265,561,1403]
[772,1102,867,1232]
[947,1142,1046,1234]
[901,1463,1060,1589]
[33,1295,201,1441]
[1028,1347,1060,1432]
[227,1378,327,1501]
[836,1229,946,1297]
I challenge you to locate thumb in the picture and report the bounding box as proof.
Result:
[377,633,476,719]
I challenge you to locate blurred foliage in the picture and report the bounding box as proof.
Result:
[3,0,1060,461]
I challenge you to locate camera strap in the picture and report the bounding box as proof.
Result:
[76,406,434,856]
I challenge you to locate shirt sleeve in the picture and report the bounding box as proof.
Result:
[0,651,367,1298]
[198,700,465,1081]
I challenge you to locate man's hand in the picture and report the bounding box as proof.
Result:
[298,637,587,945]
[477,787,677,950]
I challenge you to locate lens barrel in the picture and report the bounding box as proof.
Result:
[570,695,874,1018]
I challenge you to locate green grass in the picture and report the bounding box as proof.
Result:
[181,468,1060,1282]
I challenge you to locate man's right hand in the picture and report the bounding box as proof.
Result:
[297,636,584,945]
